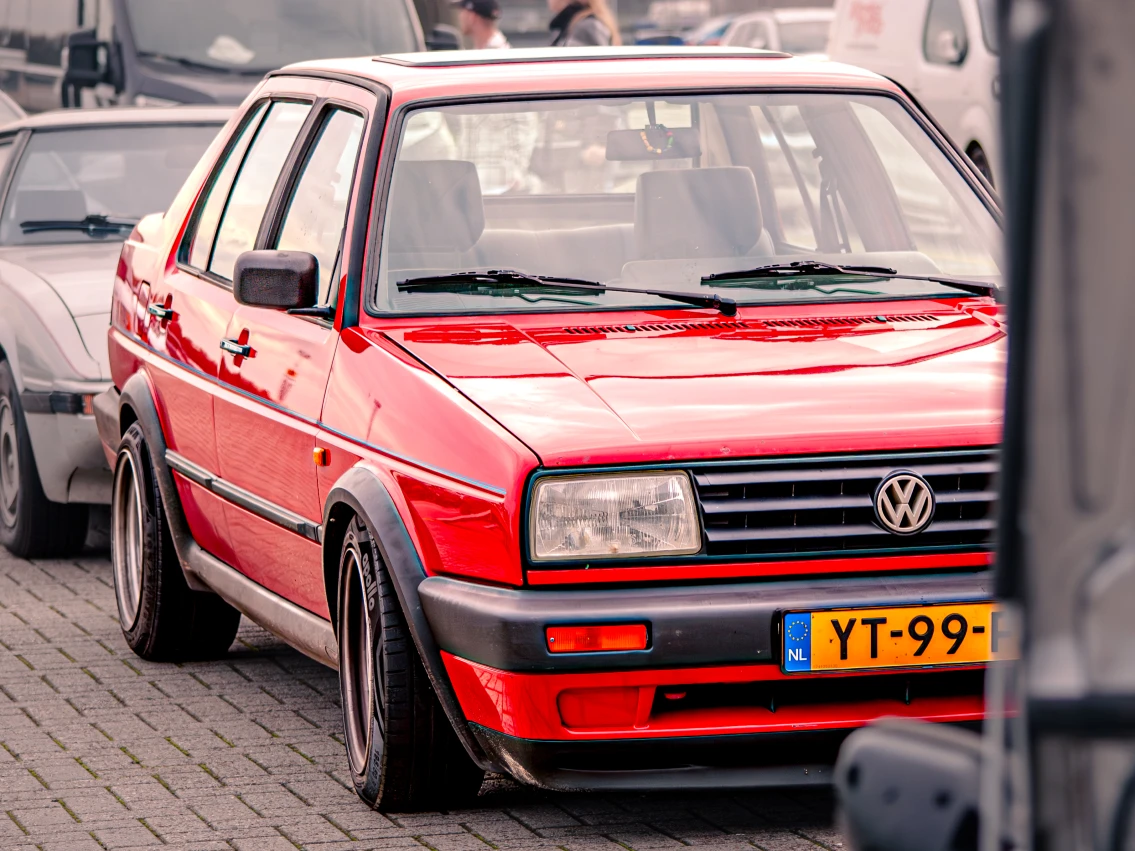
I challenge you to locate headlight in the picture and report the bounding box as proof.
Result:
[530,472,701,561]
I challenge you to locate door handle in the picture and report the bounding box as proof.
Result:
[220,338,252,358]
[148,303,172,320]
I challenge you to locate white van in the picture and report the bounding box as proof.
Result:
[828,0,1000,187]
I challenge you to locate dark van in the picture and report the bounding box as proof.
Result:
[0,0,442,112]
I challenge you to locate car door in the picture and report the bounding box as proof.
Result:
[149,97,312,563]
[213,80,378,616]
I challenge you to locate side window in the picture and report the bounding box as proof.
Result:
[26,0,77,68]
[208,101,311,282]
[744,22,770,49]
[185,101,268,271]
[274,109,366,306]
[923,0,968,65]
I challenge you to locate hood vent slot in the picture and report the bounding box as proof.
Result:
[562,320,751,335]
[763,313,944,330]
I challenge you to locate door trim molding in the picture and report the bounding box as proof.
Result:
[166,449,323,543]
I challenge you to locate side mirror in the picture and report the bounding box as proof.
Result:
[62,29,108,107]
[233,250,318,310]
[426,24,462,50]
[835,719,990,851]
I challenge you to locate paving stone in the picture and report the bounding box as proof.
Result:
[0,546,844,849]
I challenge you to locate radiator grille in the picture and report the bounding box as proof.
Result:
[693,448,998,558]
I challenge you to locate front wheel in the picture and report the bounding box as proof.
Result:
[0,361,88,558]
[112,422,240,661]
[337,516,483,812]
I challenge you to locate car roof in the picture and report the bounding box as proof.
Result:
[2,106,234,133]
[279,47,889,100]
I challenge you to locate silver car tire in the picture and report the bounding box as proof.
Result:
[0,361,87,558]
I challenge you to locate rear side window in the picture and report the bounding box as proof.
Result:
[208,100,311,281]
[273,108,366,306]
[923,0,968,65]
[185,101,268,271]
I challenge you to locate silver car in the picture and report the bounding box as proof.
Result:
[0,107,229,557]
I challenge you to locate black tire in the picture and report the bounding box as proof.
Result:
[337,516,483,812]
[0,361,88,558]
[112,422,240,661]
[966,143,994,186]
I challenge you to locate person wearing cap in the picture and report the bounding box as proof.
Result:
[453,0,511,49]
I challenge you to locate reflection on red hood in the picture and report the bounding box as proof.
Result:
[384,300,1006,467]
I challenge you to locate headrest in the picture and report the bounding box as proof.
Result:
[635,167,763,260]
[13,189,88,225]
[386,160,484,253]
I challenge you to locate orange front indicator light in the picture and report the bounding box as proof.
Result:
[546,624,648,653]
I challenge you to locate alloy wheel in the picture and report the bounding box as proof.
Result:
[340,546,377,774]
[0,396,20,526]
[111,449,145,629]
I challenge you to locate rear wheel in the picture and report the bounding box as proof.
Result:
[0,361,87,558]
[337,516,483,812]
[112,422,240,661]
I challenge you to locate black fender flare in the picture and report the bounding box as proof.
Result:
[322,466,494,771]
[111,373,212,592]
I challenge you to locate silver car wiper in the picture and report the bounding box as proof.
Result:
[20,213,140,236]
[701,260,997,298]
[398,269,739,316]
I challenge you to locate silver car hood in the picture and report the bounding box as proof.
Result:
[0,242,123,376]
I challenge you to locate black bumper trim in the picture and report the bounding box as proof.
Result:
[419,572,992,672]
[470,724,845,791]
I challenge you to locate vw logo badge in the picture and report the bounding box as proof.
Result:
[874,471,935,535]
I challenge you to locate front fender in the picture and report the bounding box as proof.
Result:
[322,465,495,771]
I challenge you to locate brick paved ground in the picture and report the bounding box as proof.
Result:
[0,539,846,851]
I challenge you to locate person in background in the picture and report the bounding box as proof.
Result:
[548,0,621,46]
[453,0,511,49]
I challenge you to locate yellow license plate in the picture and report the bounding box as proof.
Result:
[782,602,1014,673]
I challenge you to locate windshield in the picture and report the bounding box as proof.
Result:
[124,0,419,73]
[0,124,221,246]
[374,93,1001,315]
[777,20,831,54]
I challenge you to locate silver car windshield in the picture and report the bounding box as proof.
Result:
[125,0,419,73]
[374,93,1002,315]
[0,125,221,246]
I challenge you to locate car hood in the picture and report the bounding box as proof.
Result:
[385,300,1007,467]
[0,242,123,374]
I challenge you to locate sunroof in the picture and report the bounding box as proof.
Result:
[378,46,790,68]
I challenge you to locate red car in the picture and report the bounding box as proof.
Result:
[96,47,1007,811]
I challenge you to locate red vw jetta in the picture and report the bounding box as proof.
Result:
[96,47,1007,810]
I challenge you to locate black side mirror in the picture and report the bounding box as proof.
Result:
[233,250,318,310]
[62,29,108,107]
[426,24,462,50]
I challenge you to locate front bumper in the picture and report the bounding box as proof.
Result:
[22,383,113,504]
[421,571,991,788]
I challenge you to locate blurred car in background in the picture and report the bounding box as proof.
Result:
[719,7,834,56]
[0,106,227,557]
[682,14,737,45]
[0,0,432,113]
[0,91,25,126]
[828,0,999,185]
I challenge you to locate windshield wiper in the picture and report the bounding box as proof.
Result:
[701,260,997,298]
[20,213,140,236]
[398,270,739,316]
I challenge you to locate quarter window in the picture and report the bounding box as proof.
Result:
[208,100,311,282]
[923,0,968,65]
[185,101,267,271]
[274,108,366,306]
